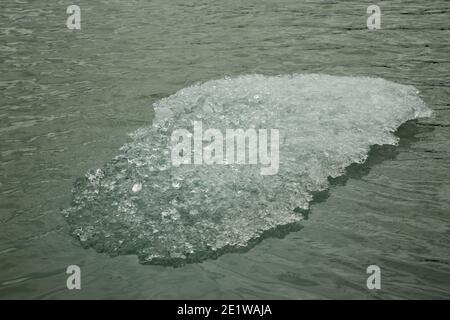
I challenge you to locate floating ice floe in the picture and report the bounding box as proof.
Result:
[63,74,431,265]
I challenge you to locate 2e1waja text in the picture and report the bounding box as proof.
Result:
[177,303,273,318]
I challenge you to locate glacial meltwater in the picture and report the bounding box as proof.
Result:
[1,0,449,299]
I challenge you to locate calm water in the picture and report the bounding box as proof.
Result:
[1,0,449,299]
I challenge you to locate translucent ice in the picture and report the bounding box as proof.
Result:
[63,74,431,265]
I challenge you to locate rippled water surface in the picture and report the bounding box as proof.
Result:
[1,0,449,299]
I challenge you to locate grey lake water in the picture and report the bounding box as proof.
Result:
[1,0,449,299]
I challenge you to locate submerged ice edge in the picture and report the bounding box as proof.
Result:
[63,74,431,265]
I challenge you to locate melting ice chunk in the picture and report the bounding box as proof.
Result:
[63,74,431,265]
